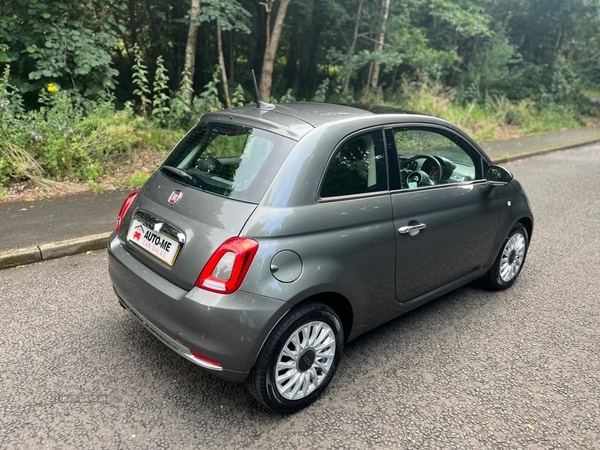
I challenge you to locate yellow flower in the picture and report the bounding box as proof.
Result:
[47,83,59,93]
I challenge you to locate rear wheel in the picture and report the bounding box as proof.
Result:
[246,302,344,413]
[481,223,529,290]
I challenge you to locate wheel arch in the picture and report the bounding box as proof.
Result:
[248,290,354,379]
[516,216,533,241]
[295,292,354,343]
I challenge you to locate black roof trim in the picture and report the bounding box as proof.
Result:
[338,103,423,115]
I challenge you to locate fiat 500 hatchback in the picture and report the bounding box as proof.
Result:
[108,102,533,413]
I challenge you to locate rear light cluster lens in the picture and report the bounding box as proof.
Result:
[116,191,139,233]
[196,237,259,294]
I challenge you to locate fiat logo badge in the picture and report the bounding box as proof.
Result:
[168,190,183,205]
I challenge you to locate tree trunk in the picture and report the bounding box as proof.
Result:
[283,24,299,90]
[554,26,564,57]
[370,0,391,90]
[183,0,201,106]
[298,0,314,98]
[343,0,364,94]
[259,0,293,101]
[217,18,231,108]
[229,30,235,83]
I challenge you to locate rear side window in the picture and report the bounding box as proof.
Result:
[160,122,295,203]
[321,130,387,198]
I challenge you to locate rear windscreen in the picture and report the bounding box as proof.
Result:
[159,122,295,203]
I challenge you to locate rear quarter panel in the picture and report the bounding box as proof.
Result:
[239,123,402,340]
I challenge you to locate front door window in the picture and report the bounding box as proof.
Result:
[394,128,482,190]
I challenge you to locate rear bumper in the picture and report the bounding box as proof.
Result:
[107,233,290,383]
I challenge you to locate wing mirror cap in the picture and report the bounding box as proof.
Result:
[486,165,513,186]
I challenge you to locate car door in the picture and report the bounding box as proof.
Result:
[388,126,499,303]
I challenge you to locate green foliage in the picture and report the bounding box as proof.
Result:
[0,65,25,144]
[503,100,584,133]
[2,0,599,192]
[198,0,252,33]
[428,0,492,38]
[2,0,599,112]
[459,32,522,102]
[0,86,179,185]
[391,81,586,141]
[114,171,150,189]
[313,78,330,103]
[152,56,171,125]
[0,0,121,95]
[162,67,223,130]
[132,44,151,117]
[279,89,296,103]
[196,67,223,112]
[231,84,246,107]
[163,72,194,130]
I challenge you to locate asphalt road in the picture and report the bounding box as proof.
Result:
[1,144,599,449]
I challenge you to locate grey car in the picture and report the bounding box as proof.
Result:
[108,102,533,413]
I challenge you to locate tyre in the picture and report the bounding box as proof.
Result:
[246,301,344,413]
[481,223,529,290]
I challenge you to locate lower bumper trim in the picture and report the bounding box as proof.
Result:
[114,288,223,372]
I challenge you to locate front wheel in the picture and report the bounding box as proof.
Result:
[246,302,344,413]
[481,223,529,290]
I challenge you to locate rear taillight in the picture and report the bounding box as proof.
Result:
[115,190,139,233]
[196,237,259,294]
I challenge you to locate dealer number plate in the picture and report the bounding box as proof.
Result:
[127,219,181,266]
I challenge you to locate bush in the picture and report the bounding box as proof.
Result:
[0,76,180,185]
[386,80,587,140]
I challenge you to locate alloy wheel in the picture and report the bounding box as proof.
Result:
[274,321,336,401]
[499,232,526,282]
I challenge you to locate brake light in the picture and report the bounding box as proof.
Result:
[196,237,259,294]
[115,190,139,233]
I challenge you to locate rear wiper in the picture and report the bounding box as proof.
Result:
[162,165,192,181]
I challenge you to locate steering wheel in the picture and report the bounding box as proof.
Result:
[406,155,443,187]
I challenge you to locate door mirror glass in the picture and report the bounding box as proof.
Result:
[486,165,513,185]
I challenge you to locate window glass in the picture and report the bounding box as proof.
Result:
[160,122,295,203]
[321,130,387,198]
[393,128,481,189]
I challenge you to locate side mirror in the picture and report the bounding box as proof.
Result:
[486,165,513,186]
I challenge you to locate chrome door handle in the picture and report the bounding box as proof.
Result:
[398,223,426,235]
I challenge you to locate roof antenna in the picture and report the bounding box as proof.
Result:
[251,69,275,110]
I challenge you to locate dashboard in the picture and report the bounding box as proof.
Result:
[399,154,474,187]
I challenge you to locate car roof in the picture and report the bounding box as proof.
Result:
[202,102,440,141]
